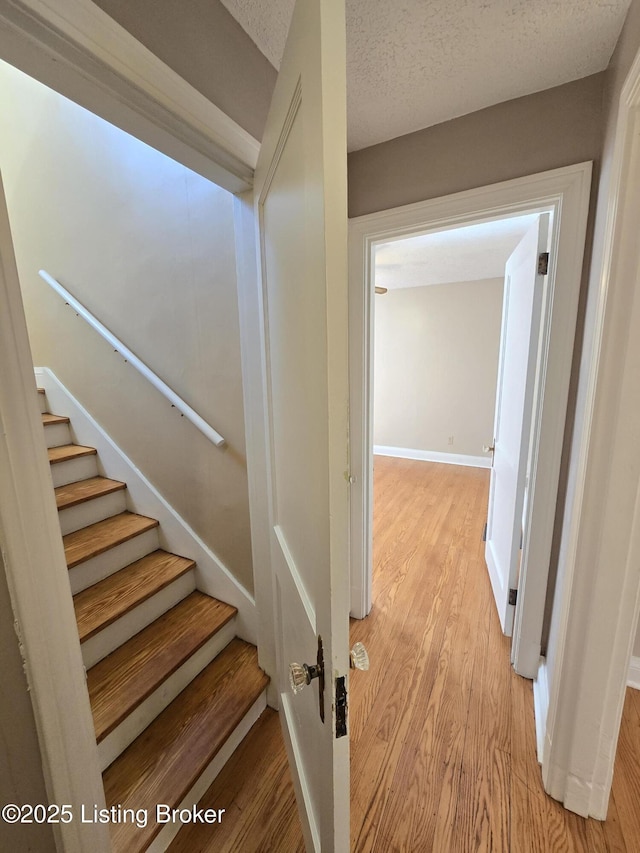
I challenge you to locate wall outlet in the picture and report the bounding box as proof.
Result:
[448,435,454,445]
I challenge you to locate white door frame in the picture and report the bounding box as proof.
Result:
[0,173,110,852]
[348,162,592,681]
[541,45,640,820]
[0,2,260,849]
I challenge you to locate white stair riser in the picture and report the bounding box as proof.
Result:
[98,619,237,771]
[38,392,47,414]
[44,422,72,448]
[146,693,267,853]
[51,455,99,488]
[68,528,160,594]
[81,570,196,669]
[59,490,127,536]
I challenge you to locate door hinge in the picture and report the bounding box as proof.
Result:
[538,252,550,275]
[482,522,487,542]
[509,588,518,606]
[335,676,347,738]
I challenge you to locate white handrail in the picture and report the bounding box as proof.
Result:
[39,270,226,448]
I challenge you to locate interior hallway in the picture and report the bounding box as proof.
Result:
[169,457,640,852]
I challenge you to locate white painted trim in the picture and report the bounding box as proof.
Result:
[43,420,71,448]
[628,656,640,690]
[233,192,278,705]
[533,658,549,763]
[40,271,226,448]
[0,178,110,851]
[349,162,592,656]
[373,445,491,468]
[50,453,99,488]
[0,0,259,194]
[36,367,257,643]
[58,489,127,535]
[542,45,640,819]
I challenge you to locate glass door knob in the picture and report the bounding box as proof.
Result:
[350,642,370,671]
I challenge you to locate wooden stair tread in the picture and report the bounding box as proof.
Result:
[42,412,70,425]
[55,476,126,511]
[88,592,238,742]
[103,639,268,853]
[74,550,197,642]
[48,444,97,465]
[63,512,158,568]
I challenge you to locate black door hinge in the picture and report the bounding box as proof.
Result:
[335,676,347,738]
[482,522,487,542]
[509,588,518,606]
[538,252,550,275]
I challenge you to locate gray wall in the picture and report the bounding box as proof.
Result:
[91,0,277,142]
[347,73,605,218]
[0,552,55,853]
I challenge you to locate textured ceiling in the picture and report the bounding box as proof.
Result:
[374,215,538,289]
[219,0,630,151]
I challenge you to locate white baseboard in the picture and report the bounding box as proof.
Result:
[628,655,640,690]
[35,368,256,643]
[373,445,491,469]
[533,657,549,764]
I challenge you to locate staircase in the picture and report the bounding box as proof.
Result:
[38,388,269,852]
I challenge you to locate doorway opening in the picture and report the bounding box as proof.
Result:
[370,211,547,636]
[348,164,592,716]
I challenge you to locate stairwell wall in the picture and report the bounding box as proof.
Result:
[0,60,254,595]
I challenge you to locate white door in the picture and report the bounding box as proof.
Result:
[252,0,350,851]
[485,215,549,635]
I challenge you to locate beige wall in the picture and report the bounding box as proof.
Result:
[91,0,277,143]
[347,73,605,218]
[373,279,503,457]
[0,551,56,853]
[0,61,254,594]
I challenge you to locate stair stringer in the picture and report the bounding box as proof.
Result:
[35,367,257,644]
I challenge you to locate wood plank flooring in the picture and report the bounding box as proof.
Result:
[170,457,640,852]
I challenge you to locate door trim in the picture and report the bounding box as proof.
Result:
[348,162,592,682]
[0,0,259,193]
[542,44,640,820]
[0,177,110,852]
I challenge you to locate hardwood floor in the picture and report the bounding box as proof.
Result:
[171,456,640,851]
